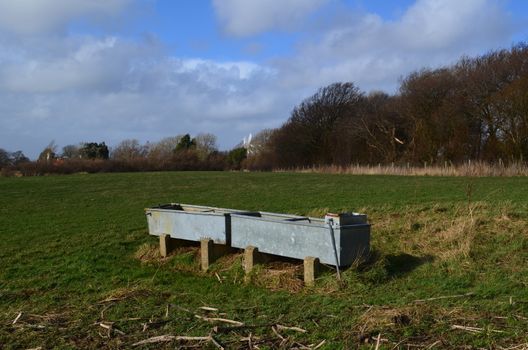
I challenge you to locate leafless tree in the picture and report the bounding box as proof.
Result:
[147,135,183,161]
[111,139,148,161]
[195,133,218,159]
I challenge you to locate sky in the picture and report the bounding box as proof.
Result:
[0,0,527,158]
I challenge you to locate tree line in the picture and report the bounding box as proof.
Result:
[248,43,528,169]
[2,43,528,175]
[0,134,248,176]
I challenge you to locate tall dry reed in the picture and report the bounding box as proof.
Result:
[277,161,528,177]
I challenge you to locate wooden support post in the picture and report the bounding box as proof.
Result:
[200,239,214,271]
[304,257,320,286]
[159,234,173,258]
[160,235,189,257]
[243,246,260,273]
[200,239,234,271]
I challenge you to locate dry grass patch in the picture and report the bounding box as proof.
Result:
[283,161,528,177]
[213,251,244,271]
[375,203,488,263]
[352,303,486,344]
[99,286,152,304]
[134,243,160,263]
[304,207,330,218]
[249,262,304,293]
[417,213,476,261]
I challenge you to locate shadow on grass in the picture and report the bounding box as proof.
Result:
[349,250,435,284]
[384,253,434,278]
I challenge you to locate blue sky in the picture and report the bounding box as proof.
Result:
[0,0,527,158]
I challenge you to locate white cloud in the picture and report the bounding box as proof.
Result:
[275,0,514,92]
[0,35,296,157]
[0,37,130,93]
[397,0,510,50]
[0,0,132,34]
[212,0,329,36]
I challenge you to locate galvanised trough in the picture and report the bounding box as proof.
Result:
[145,204,370,267]
[230,212,370,267]
[145,203,257,245]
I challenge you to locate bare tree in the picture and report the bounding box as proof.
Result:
[111,139,147,161]
[62,144,80,159]
[195,133,218,154]
[147,136,183,161]
[271,82,365,167]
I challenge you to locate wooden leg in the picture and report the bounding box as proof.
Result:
[200,239,214,271]
[159,234,172,258]
[304,257,320,286]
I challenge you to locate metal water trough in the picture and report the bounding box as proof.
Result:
[145,203,370,267]
[230,212,370,266]
[145,203,257,245]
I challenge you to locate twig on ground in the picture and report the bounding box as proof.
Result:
[499,343,528,350]
[240,333,254,349]
[199,306,219,312]
[12,312,22,325]
[213,323,276,333]
[209,335,225,350]
[271,326,285,341]
[113,328,126,335]
[275,324,307,333]
[313,340,326,349]
[24,324,46,329]
[132,335,216,347]
[98,322,112,330]
[414,292,474,303]
[272,326,290,347]
[96,322,125,336]
[195,314,244,326]
[171,304,193,314]
[132,335,175,346]
[427,340,442,349]
[451,324,504,333]
[141,319,170,332]
[100,304,111,319]
[390,339,406,350]
[215,272,223,283]
[374,333,381,350]
[451,324,482,333]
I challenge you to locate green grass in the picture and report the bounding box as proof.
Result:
[0,172,527,349]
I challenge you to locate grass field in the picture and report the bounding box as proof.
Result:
[1,172,527,349]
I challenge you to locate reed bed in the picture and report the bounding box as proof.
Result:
[279,161,528,177]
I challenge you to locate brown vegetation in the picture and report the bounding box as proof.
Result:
[249,43,528,170]
[278,161,528,176]
[3,44,528,176]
